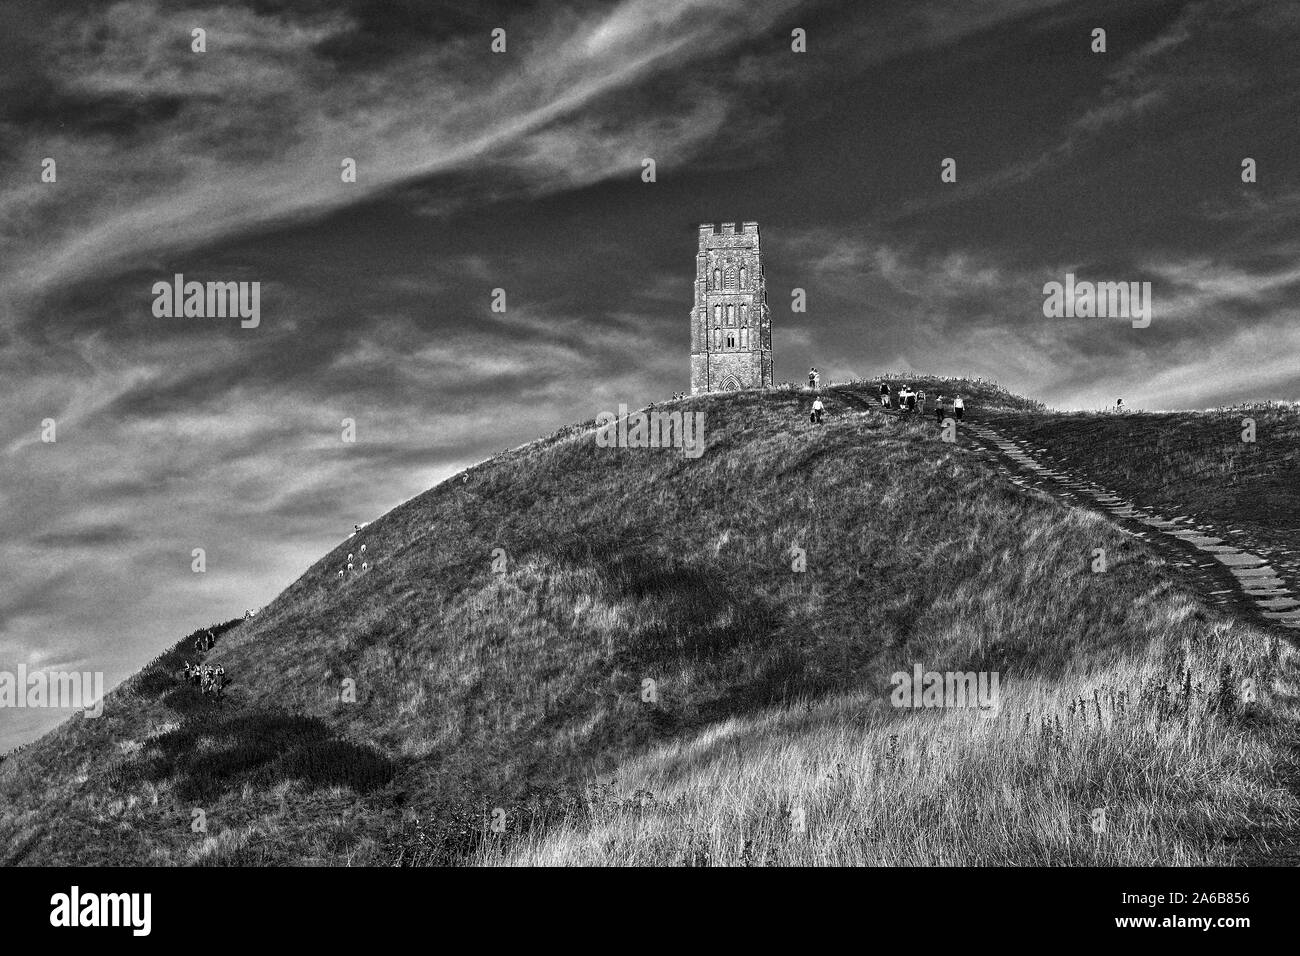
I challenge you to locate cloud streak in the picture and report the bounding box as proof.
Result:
[1,0,799,311]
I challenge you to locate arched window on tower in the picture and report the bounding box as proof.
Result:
[713,269,721,290]
[713,304,721,323]
[725,268,736,290]
[740,266,747,288]
[740,304,748,323]
[726,304,734,325]
[727,332,736,349]
[741,328,748,350]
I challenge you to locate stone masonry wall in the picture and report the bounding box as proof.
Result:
[690,221,773,394]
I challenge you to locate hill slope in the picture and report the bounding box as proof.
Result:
[983,405,1300,561]
[2,383,1297,865]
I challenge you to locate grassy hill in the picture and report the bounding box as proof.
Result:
[981,405,1300,559]
[2,382,1297,865]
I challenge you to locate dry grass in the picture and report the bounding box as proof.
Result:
[2,383,1297,865]
[988,406,1300,529]
[483,627,1293,866]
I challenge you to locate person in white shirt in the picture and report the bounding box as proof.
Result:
[953,396,965,420]
[810,398,825,424]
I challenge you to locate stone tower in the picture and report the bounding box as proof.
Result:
[690,222,773,394]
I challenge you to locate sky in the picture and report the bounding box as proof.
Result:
[2,0,1298,751]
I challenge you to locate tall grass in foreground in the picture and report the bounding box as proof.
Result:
[481,623,1297,865]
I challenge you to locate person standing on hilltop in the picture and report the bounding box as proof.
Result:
[810,397,825,424]
[880,382,891,409]
[809,367,820,390]
[953,395,965,420]
[917,390,927,415]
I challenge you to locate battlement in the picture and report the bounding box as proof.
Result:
[698,221,761,247]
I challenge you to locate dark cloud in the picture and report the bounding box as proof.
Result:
[32,524,140,549]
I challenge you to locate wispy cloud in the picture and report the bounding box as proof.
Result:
[774,226,1300,410]
[0,0,800,311]
[894,0,1300,218]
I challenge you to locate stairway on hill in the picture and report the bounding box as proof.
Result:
[964,422,1300,631]
[851,390,1300,629]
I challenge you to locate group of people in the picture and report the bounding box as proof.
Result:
[935,393,965,421]
[790,372,969,427]
[181,629,228,699]
[182,661,228,699]
[880,382,926,412]
[878,383,965,421]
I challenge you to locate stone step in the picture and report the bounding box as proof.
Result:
[981,424,1297,630]
[1240,578,1285,590]
[1217,553,1268,568]
[1255,597,1300,611]
[1231,566,1276,578]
